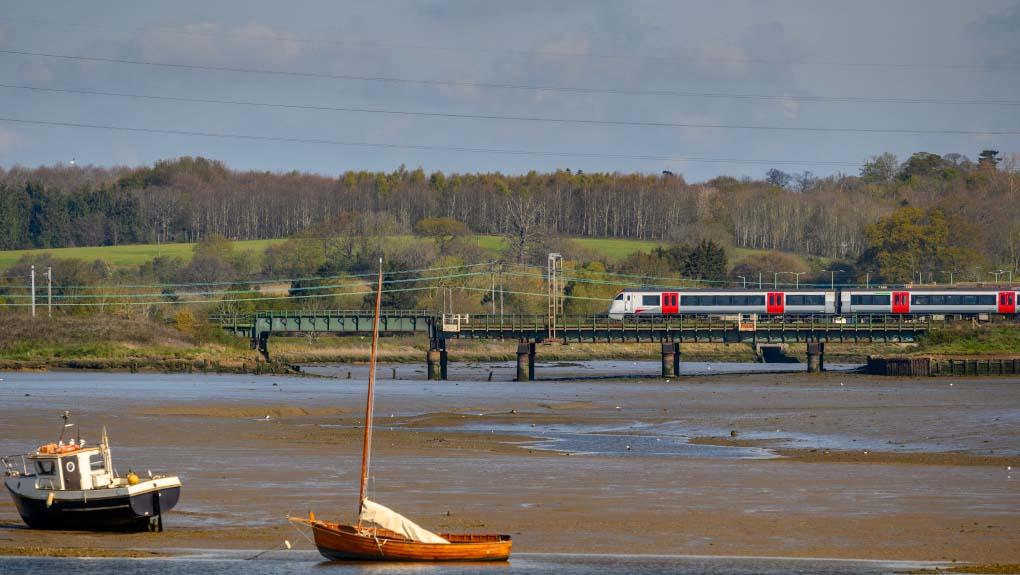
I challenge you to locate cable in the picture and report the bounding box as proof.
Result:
[0,270,490,300]
[0,261,493,290]
[7,84,1019,135]
[1,17,1011,72]
[0,117,866,167]
[3,48,1015,109]
[0,283,607,308]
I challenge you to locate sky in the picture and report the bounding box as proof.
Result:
[0,0,1017,182]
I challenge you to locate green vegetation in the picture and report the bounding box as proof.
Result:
[0,235,811,271]
[916,324,1020,356]
[0,239,285,269]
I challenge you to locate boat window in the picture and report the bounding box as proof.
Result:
[34,460,55,476]
[89,453,105,472]
[642,295,660,306]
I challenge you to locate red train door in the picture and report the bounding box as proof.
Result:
[766,292,784,314]
[998,291,1016,314]
[661,292,679,315]
[892,291,910,314]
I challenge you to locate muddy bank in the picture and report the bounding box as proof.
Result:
[0,357,297,375]
[689,437,1020,466]
[0,371,1017,562]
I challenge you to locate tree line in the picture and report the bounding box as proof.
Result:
[1,150,1018,282]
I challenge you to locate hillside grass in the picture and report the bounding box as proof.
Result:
[0,235,815,270]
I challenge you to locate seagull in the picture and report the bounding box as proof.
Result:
[264,415,271,420]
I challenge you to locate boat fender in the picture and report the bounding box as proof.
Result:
[126,470,140,486]
[46,492,55,508]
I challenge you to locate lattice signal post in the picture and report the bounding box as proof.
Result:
[547,253,564,341]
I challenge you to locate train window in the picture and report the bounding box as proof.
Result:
[751,296,765,305]
[614,293,624,301]
[962,295,977,305]
[978,295,995,305]
[946,295,961,306]
[787,295,801,305]
[642,295,660,306]
[912,295,928,305]
[853,295,891,306]
[930,295,945,305]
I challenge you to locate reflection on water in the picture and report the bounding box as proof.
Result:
[0,552,933,575]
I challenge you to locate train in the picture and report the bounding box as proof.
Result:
[607,288,1019,319]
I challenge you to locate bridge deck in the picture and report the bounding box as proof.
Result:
[210,311,933,345]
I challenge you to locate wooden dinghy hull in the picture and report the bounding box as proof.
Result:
[307,520,512,562]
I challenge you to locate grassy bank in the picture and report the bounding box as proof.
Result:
[20,316,1020,373]
[914,323,1020,356]
[0,313,928,372]
[0,315,280,373]
[269,336,758,364]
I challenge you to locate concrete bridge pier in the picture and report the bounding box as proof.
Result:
[516,342,536,381]
[806,342,825,373]
[661,342,681,379]
[426,338,448,380]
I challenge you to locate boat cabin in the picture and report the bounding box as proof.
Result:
[24,443,115,492]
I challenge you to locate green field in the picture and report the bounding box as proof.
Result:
[0,235,812,270]
[0,235,667,269]
[0,239,287,269]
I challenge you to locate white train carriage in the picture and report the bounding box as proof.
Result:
[841,289,1018,315]
[608,289,835,319]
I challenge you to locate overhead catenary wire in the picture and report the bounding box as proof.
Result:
[0,284,613,308]
[0,270,492,300]
[2,48,1016,108]
[0,117,866,167]
[6,84,1020,134]
[0,261,495,290]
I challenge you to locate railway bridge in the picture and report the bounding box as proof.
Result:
[210,310,935,380]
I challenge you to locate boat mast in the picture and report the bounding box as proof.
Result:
[358,258,384,520]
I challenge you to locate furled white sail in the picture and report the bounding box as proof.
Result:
[359,499,450,544]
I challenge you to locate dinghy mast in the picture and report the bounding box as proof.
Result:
[357,258,384,525]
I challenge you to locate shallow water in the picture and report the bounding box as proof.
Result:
[0,552,935,575]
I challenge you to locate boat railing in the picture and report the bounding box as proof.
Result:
[1,454,30,477]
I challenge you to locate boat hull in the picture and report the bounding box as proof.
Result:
[309,521,511,562]
[4,477,181,532]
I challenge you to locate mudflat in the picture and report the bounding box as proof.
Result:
[0,364,1017,563]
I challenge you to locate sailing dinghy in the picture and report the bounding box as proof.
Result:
[292,260,512,561]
